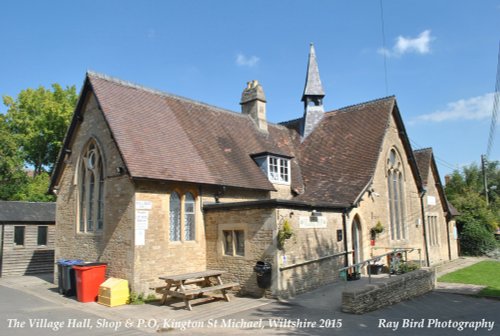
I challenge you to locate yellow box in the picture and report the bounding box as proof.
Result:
[98,295,129,307]
[97,278,129,307]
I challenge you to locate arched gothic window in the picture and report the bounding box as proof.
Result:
[79,140,104,232]
[387,149,406,240]
[169,192,181,241]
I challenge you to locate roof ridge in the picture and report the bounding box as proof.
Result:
[414,147,433,152]
[86,70,247,116]
[87,71,288,129]
[279,117,302,125]
[326,95,396,114]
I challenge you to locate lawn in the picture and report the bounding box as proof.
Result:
[438,260,500,297]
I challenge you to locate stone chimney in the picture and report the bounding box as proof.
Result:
[240,80,268,132]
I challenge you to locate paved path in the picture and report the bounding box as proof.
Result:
[0,257,497,335]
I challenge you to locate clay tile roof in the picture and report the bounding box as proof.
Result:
[87,73,301,191]
[0,201,55,223]
[294,96,396,205]
[413,148,433,186]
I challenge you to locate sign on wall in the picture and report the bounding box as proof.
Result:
[427,196,436,206]
[299,216,327,229]
[135,200,152,246]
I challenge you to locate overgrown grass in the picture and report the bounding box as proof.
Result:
[438,260,500,297]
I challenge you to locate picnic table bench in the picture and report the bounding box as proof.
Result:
[152,270,239,310]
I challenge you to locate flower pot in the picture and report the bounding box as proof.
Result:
[368,264,383,275]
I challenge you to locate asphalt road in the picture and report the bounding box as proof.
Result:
[211,291,500,336]
[1,283,499,336]
[0,285,147,336]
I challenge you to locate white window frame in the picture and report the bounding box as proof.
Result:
[267,156,290,185]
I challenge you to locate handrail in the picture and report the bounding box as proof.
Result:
[339,247,421,283]
[279,250,353,271]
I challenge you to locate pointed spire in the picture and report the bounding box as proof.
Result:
[302,43,325,102]
[301,43,325,139]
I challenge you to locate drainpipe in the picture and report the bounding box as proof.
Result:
[419,190,430,267]
[342,210,349,267]
[0,224,4,277]
[446,219,452,260]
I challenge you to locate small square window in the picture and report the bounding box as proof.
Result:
[223,230,245,257]
[37,226,48,246]
[235,231,245,256]
[14,226,25,246]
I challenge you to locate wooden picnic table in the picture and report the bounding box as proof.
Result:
[153,270,239,310]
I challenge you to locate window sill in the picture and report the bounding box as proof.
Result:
[222,254,246,259]
[76,231,104,236]
[269,180,291,186]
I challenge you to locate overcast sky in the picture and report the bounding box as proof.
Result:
[1,0,499,177]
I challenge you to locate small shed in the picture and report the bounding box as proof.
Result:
[0,201,55,276]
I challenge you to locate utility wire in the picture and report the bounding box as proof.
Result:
[379,0,389,96]
[409,138,459,171]
[486,41,499,159]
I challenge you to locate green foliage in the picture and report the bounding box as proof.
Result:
[459,221,497,256]
[438,260,500,297]
[0,116,28,199]
[398,262,419,274]
[371,221,385,235]
[277,219,293,250]
[445,161,499,255]
[12,173,55,202]
[128,292,158,305]
[0,83,77,201]
[3,84,77,175]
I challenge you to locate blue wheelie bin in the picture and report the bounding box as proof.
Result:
[57,259,84,296]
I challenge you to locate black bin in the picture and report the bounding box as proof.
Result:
[56,259,84,296]
[254,261,272,289]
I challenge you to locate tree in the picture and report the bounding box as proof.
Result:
[3,84,78,175]
[445,161,499,255]
[0,83,77,202]
[0,115,28,199]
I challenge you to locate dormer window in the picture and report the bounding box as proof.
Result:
[252,153,291,185]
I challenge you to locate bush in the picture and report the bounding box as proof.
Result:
[460,221,497,256]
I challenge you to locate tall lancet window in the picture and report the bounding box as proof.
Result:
[387,149,406,240]
[184,193,195,241]
[169,192,181,241]
[79,140,105,232]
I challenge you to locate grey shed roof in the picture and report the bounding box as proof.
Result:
[302,43,325,101]
[0,201,56,223]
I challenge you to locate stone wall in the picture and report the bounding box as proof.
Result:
[205,208,277,297]
[54,93,135,285]
[422,166,456,264]
[133,181,207,294]
[276,208,345,297]
[350,113,425,268]
[341,268,435,314]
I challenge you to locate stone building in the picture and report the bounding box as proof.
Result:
[0,201,55,276]
[50,44,458,297]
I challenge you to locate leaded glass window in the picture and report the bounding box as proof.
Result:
[184,193,195,241]
[169,192,181,241]
[79,140,104,233]
[387,149,406,240]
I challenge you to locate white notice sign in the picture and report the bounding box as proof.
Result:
[135,210,149,230]
[135,229,145,246]
[427,196,436,206]
[136,200,153,210]
[299,216,327,229]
